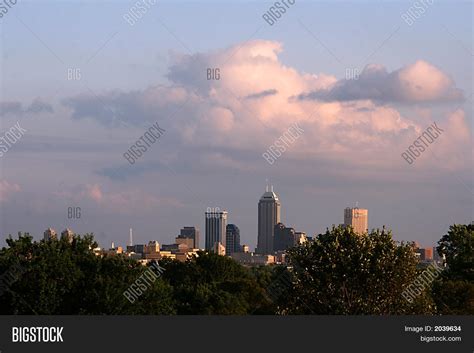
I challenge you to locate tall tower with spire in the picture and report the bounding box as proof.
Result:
[257,184,281,254]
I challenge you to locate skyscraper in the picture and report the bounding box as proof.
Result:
[179,226,200,249]
[273,222,295,252]
[226,224,241,255]
[257,185,281,254]
[273,223,307,252]
[344,207,368,235]
[61,228,74,243]
[205,210,228,252]
[43,228,57,241]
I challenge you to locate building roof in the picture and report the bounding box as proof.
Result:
[260,189,279,201]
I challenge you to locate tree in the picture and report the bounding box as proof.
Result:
[159,252,270,314]
[432,224,474,314]
[284,226,434,314]
[437,224,473,281]
[0,233,175,314]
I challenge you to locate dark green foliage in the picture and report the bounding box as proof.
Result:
[159,252,270,314]
[1,224,471,315]
[0,233,174,315]
[432,224,474,314]
[284,226,433,314]
[437,224,473,281]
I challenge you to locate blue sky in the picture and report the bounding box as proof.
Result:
[0,0,472,249]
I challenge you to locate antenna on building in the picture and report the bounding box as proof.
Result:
[265,178,269,192]
[129,228,133,246]
[271,185,274,192]
[111,241,115,249]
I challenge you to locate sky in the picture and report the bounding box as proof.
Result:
[0,0,472,250]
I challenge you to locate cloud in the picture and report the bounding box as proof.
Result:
[25,99,54,114]
[61,87,189,127]
[0,99,54,116]
[297,60,464,104]
[98,163,164,181]
[0,102,23,116]
[60,40,469,173]
[53,183,184,214]
[244,89,278,100]
[0,180,21,202]
[86,184,103,203]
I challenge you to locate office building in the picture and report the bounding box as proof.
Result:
[161,242,199,262]
[295,231,307,245]
[344,207,368,235]
[418,247,433,262]
[257,185,281,254]
[274,223,307,251]
[61,228,74,243]
[175,236,194,249]
[127,244,146,255]
[213,242,226,256]
[231,252,275,266]
[178,226,200,249]
[205,210,228,252]
[273,223,295,252]
[226,224,241,255]
[43,228,57,241]
[147,240,160,254]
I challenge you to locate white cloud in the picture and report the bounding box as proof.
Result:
[60,40,470,172]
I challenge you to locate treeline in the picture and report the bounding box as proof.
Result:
[0,224,472,315]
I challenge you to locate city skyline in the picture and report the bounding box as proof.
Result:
[35,187,442,251]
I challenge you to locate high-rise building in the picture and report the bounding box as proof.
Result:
[61,228,74,243]
[43,228,57,241]
[344,207,368,235]
[226,224,241,255]
[417,247,433,262]
[257,185,281,254]
[205,210,228,252]
[273,223,307,251]
[179,226,200,249]
[273,223,295,252]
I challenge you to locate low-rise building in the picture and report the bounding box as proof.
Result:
[231,252,275,266]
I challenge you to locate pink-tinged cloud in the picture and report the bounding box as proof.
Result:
[395,61,463,102]
[86,184,103,202]
[0,180,21,202]
[54,183,184,214]
[425,109,472,170]
[62,40,470,172]
[298,60,463,104]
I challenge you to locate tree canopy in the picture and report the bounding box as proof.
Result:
[284,226,434,314]
[0,224,472,315]
[432,224,474,314]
